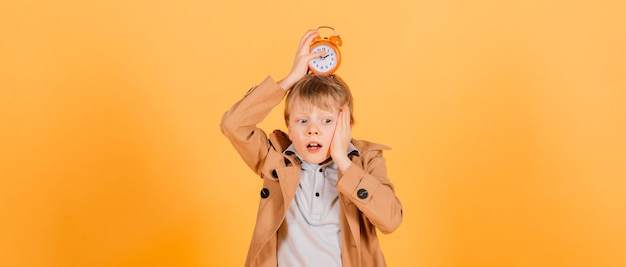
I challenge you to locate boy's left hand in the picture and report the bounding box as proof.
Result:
[331,105,352,173]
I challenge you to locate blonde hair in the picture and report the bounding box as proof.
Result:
[284,74,354,126]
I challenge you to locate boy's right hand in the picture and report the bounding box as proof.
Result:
[278,29,327,90]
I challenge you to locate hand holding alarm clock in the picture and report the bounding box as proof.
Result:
[308,26,342,75]
[278,27,343,90]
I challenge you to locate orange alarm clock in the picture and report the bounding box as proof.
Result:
[308,26,343,75]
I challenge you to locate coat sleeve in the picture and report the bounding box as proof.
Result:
[336,150,403,234]
[220,76,287,176]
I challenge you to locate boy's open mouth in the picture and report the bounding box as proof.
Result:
[307,142,322,152]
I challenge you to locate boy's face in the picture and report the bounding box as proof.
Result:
[287,101,339,165]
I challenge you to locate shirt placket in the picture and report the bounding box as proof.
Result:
[310,166,325,221]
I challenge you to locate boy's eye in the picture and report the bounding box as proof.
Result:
[323,119,332,123]
[297,119,308,124]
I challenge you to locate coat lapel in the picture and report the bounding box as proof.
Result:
[340,155,364,249]
[269,131,301,214]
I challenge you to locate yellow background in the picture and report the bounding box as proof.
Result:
[1,0,625,266]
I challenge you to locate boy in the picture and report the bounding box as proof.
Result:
[220,29,403,267]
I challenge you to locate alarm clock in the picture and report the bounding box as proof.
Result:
[308,26,342,75]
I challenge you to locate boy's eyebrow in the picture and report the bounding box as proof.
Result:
[293,110,337,116]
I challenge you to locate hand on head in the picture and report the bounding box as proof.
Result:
[278,29,326,90]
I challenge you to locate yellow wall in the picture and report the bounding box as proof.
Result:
[2,1,625,266]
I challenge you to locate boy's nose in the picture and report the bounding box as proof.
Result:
[307,128,320,136]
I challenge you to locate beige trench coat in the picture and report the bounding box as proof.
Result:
[220,76,403,267]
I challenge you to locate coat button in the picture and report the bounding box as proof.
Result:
[260,188,270,199]
[357,188,368,199]
[271,169,278,179]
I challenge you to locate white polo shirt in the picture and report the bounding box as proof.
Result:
[277,144,359,267]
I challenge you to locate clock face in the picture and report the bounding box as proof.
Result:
[309,43,340,75]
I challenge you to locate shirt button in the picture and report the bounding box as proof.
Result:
[315,192,320,197]
[319,169,323,172]
[357,188,368,199]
